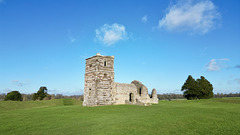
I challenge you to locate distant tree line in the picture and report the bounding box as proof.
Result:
[0,93,6,101]
[157,94,185,100]
[1,92,240,101]
[0,87,239,101]
[214,93,240,98]
[0,93,84,101]
[1,86,83,101]
[156,93,240,100]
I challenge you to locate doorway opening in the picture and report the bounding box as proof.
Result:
[129,93,133,102]
[139,88,142,96]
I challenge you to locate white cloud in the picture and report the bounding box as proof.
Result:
[206,58,229,71]
[141,15,148,23]
[207,59,219,71]
[159,0,220,34]
[95,23,128,45]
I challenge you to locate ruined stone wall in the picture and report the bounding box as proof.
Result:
[131,80,152,103]
[113,82,138,104]
[83,54,115,106]
[150,88,158,103]
[112,82,158,105]
[83,72,97,106]
[83,53,158,106]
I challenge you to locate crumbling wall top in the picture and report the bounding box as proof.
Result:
[86,53,114,60]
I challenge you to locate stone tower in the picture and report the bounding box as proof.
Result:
[83,53,115,106]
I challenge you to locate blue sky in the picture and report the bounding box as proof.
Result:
[0,0,239,95]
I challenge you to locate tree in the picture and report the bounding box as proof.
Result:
[196,76,214,99]
[181,75,199,100]
[4,91,23,101]
[181,75,213,100]
[32,86,48,100]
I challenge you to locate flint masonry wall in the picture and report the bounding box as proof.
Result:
[113,82,138,104]
[83,53,158,106]
[83,53,115,106]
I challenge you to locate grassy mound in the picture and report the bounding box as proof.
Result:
[0,98,239,135]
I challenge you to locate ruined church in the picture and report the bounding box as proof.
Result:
[83,53,158,106]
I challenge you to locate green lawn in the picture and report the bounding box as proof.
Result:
[0,98,240,135]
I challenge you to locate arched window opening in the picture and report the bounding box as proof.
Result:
[139,88,142,96]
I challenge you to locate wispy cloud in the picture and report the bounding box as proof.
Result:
[141,15,148,23]
[235,65,240,69]
[12,80,27,87]
[1,88,12,93]
[206,58,229,71]
[218,58,229,61]
[48,89,58,93]
[95,23,128,46]
[68,30,76,43]
[206,59,219,71]
[159,0,220,34]
[235,79,240,84]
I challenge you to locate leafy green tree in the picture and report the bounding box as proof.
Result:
[4,91,23,101]
[181,75,213,100]
[32,86,48,100]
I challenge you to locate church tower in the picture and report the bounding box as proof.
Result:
[83,53,115,106]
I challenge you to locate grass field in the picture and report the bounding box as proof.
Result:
[0,98,240,135]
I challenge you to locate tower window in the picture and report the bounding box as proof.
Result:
[104,60,107,66]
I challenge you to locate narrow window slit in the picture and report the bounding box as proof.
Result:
[104,60,107,66]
